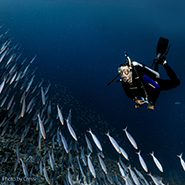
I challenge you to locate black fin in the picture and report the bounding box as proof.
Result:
[151,37,171,69]
[156,37,169,55]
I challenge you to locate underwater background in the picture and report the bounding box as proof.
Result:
[0,0,185,184]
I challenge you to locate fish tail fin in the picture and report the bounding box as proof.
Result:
[150,151,154,156]
[87,128,91,133]
[123,126,128,132]
[126,164,131,169]
[147,172,152,176]
[105,130,109,136]
[177,153,182,158]
[136,150,141,155]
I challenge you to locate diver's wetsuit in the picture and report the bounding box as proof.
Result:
[121,62,180,106]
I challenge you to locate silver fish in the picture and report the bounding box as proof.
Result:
[37,114,46,139]
[87,153,96,178]
[123,126,138,150]
[57,105,64,125]
[87,128,103,151]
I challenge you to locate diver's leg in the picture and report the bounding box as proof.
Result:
[153,54,161,72]
[154,62,159,72]
[157,63,180,90]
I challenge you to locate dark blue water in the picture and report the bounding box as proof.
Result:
[1,0,185,183]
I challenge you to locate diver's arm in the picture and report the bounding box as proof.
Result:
[147,88,161,109]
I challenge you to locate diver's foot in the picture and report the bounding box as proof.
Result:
[154,53,166,65]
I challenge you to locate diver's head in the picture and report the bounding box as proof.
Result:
[118,61,132,83]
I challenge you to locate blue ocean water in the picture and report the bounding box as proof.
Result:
[0,0,185,183]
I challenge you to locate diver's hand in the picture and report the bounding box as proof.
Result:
[135,99,146,105]
[147,104,154,110]
[135,104,141,109]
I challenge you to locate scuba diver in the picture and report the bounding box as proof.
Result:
[107,37,180,110]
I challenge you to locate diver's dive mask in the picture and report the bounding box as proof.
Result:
[118,66,132,83]
[118,66,131,76]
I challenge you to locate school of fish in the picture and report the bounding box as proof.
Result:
[0,26,184,185]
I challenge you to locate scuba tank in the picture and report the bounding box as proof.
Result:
[142,74,160,89]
